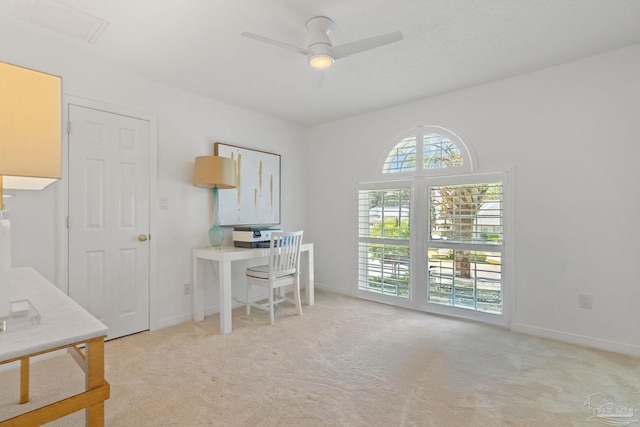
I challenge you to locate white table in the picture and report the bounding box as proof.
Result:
[192,243,314,334]
[0,267,109,426]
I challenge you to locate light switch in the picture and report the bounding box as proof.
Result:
[159,198,168,210]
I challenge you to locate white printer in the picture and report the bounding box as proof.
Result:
[233,226,283,248]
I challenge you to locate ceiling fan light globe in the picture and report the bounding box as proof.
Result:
[308,54,333,69]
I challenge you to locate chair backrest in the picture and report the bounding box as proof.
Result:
[269,231,304,278]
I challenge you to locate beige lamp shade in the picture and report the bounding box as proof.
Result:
[0,61,62,191]
[193,156,237,189]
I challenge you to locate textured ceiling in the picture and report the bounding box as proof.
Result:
[2,0,640,126]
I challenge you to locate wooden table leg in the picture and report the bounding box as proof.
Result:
[20,357,29,404]
[86,337,105,426]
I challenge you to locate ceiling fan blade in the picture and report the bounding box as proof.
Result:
[331,31,403,60]
[241,31,311,56]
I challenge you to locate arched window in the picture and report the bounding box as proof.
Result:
[423,133,463,169]
[381,125,475,175]
[382,136,416,173]
[360,125,509,327]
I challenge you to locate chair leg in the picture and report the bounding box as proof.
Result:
[269,286,275,325]
[293,276,302,317]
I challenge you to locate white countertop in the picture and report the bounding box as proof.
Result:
[0,267,108,362]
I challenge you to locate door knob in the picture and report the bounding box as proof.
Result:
[138,234,148,242]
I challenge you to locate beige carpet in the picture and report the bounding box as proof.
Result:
[1,291,639,426]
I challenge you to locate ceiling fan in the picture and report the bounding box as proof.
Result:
[241,16,403,71]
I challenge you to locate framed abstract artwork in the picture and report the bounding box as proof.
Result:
[214,142,281,226]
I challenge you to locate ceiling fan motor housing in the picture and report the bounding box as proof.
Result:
[306,16,335,68]
[306,16,333,53]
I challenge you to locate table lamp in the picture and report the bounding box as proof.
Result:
[193,155,237,249]
[0,61,62,320]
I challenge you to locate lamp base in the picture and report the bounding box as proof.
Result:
[208,225,224,249]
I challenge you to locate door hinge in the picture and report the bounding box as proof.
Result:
[67,121,71,134]
[66,216,70,229]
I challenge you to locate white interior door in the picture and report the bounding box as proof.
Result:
[68,104,150,340]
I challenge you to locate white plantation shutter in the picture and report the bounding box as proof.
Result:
[429,183,503,244]
[427,182,504,313]
[358,185,411,297]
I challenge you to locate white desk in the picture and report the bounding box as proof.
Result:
[0,267,110,426]
[192,243,314,334]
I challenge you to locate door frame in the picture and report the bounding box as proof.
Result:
[56,94,159,331]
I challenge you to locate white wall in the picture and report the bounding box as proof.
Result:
[306,44,640,356]
[4,30,640,356]
[0,35,308,329]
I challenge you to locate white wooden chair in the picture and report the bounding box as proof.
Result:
[245,230,304,325]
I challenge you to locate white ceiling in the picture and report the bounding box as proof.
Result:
[2,0,640,127]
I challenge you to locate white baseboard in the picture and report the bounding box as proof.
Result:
[511,323,640,358]
[314,282,354,297]
[153,313,193,331]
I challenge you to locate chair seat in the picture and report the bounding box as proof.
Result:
[246,265,294,280]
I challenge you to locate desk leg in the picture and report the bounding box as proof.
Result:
[219,260,232,334]
[304,247,314,306]
[86,337,106,426]
[192,255,204,322]
[20,357,29,404]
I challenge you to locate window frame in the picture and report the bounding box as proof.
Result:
[419,171,512,326]
[378,125,478,178]
[357,125,513,327]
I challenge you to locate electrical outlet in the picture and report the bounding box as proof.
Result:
[579,294,592,309]
[184,283,191,296]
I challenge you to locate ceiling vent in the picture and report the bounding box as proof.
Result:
[14,0,109,44]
